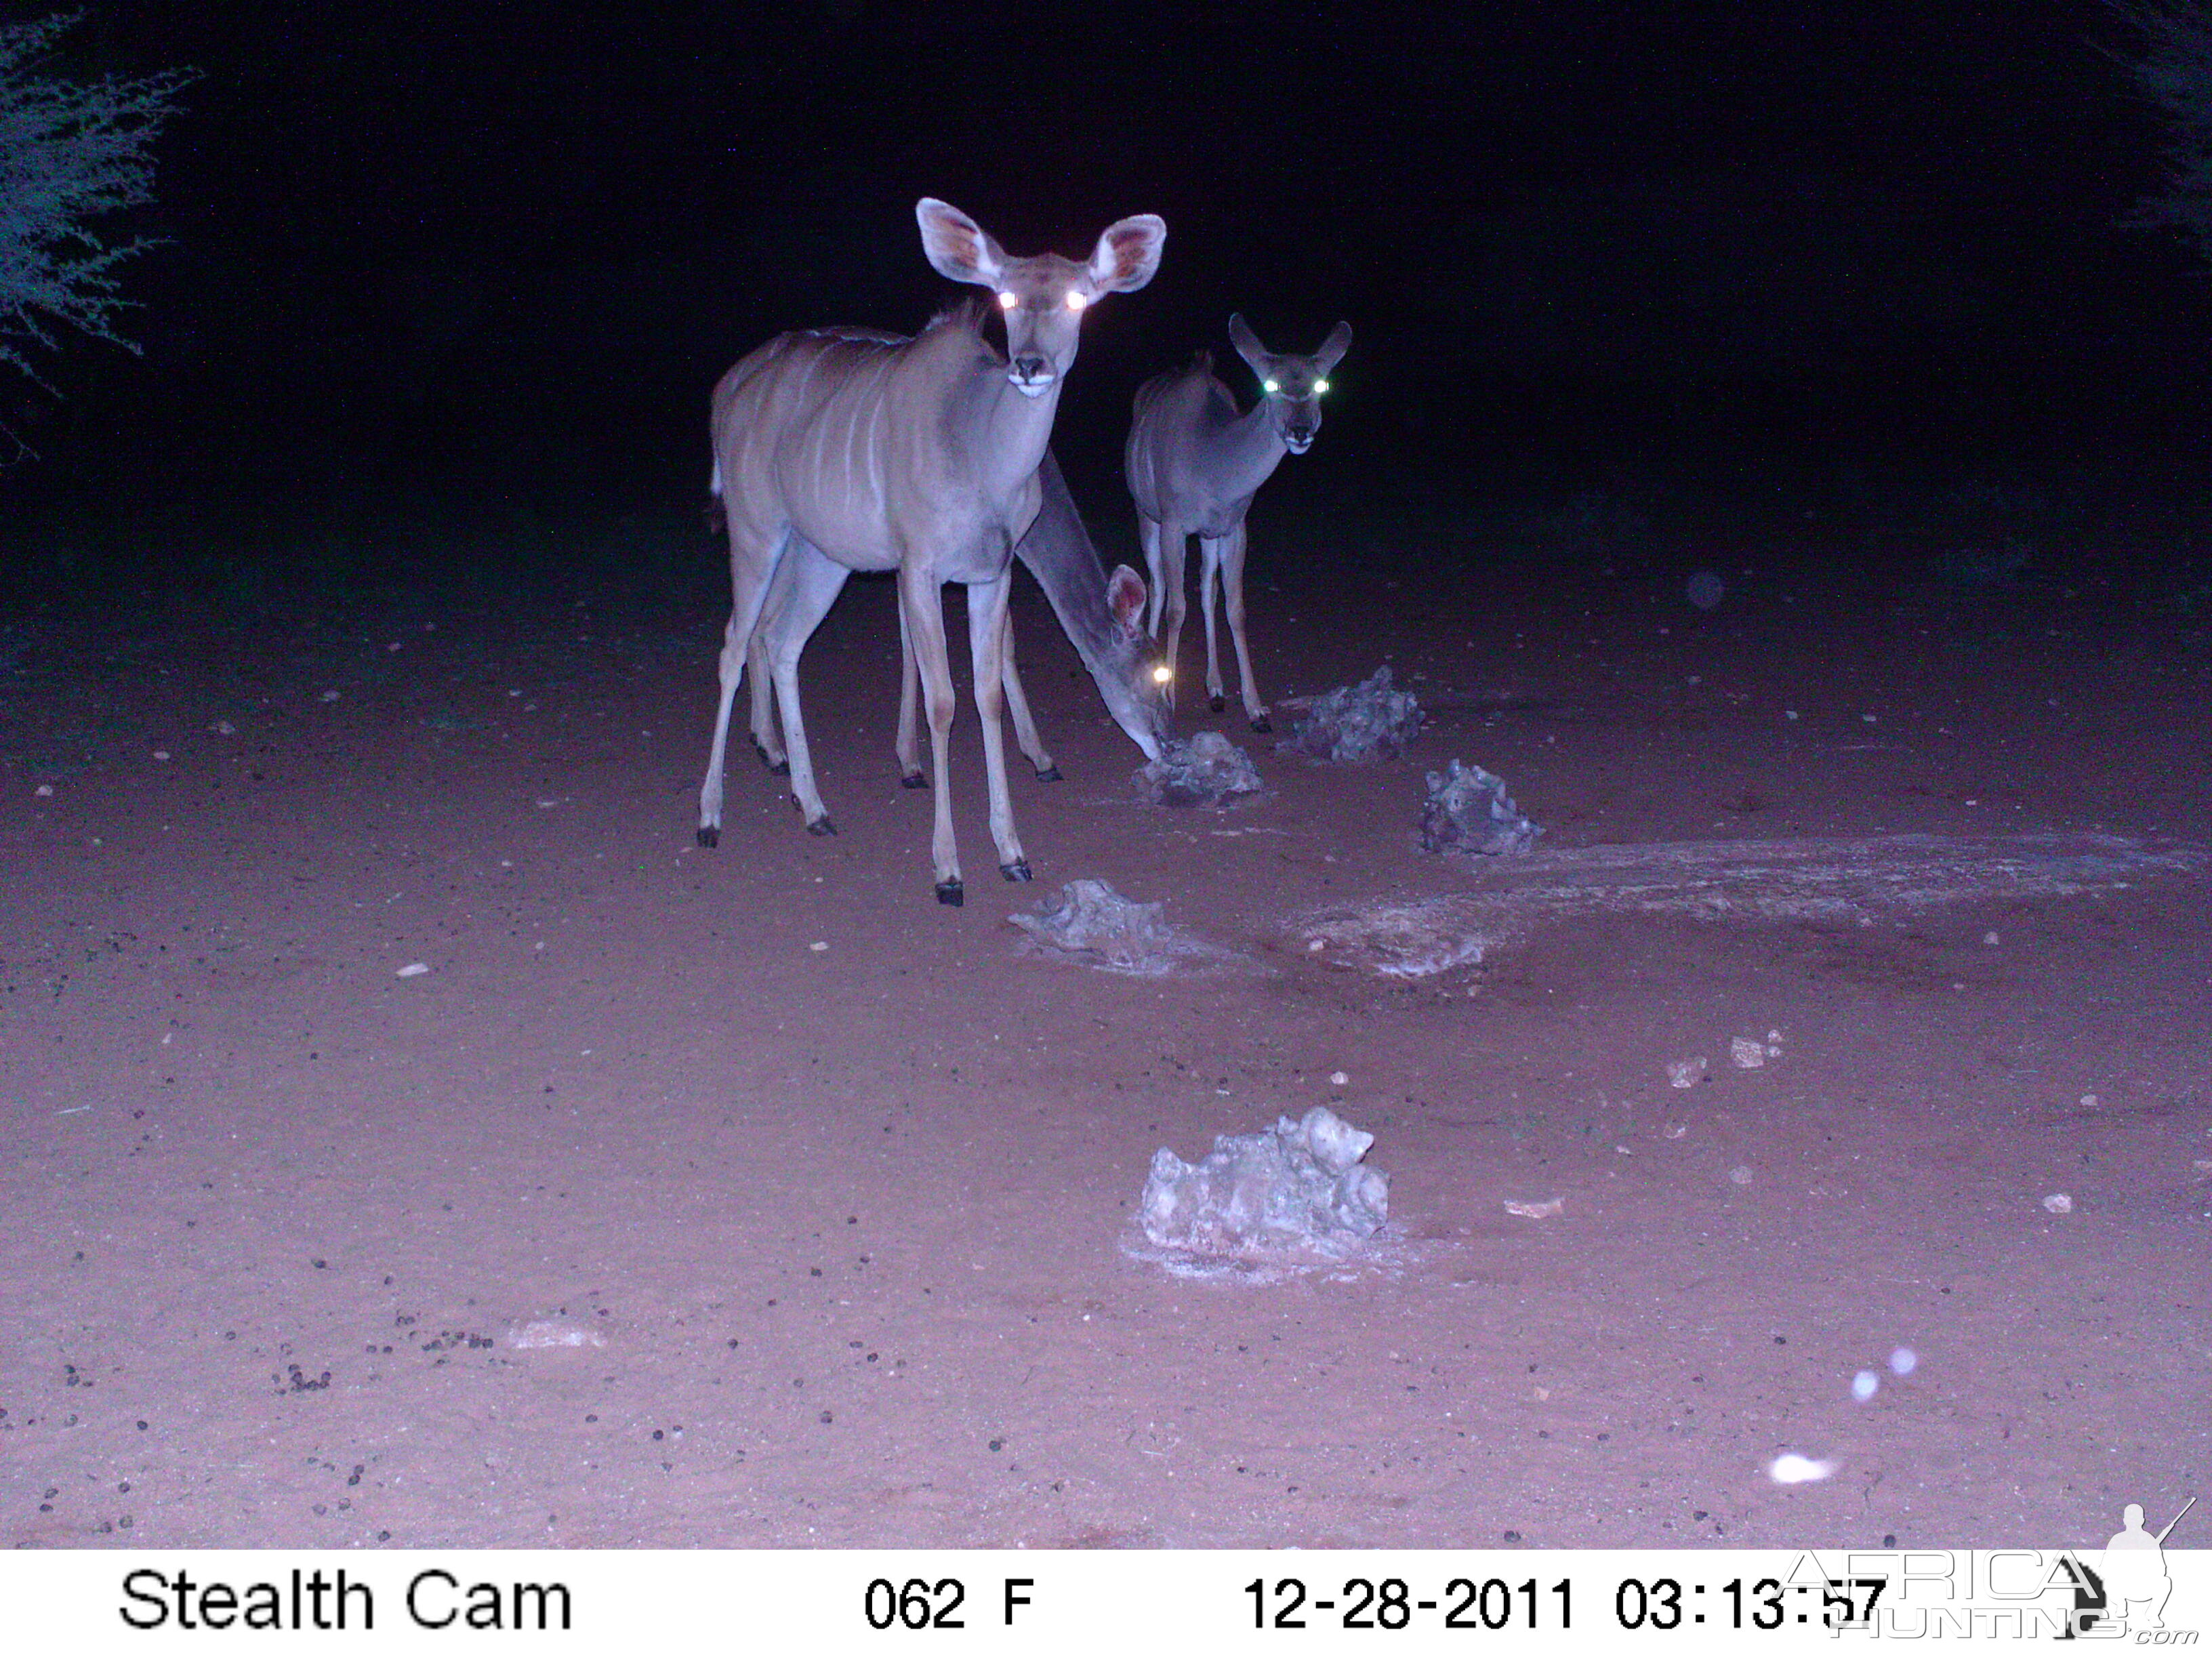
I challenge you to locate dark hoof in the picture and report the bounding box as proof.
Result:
[1000,859,1033,883]
[1209,694,1227,713]
[935,879,964,907]
[1250,713,1273,734]
[805,816,837,838]
[1033,764,1063,783]
[899,770,927,790]
[752,741,788,777]
[697,825,719,848]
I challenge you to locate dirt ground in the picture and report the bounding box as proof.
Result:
[2,524,2206,1551]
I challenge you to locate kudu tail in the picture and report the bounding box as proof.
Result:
[703,458,725,540]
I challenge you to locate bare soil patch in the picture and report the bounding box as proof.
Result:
[1,546,2205,1549]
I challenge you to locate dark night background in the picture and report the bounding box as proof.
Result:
[7,0,2211,607]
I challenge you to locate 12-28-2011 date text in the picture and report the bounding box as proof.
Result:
[1248,1575,1571,1631]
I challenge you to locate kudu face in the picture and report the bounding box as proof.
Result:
[1106,563,1174,750]
[1229,314,1353,454]
[918,199,1167,398]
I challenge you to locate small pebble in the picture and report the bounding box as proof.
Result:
[2042,1192,2073,1214]
[396,963,430,979]
[1889,1347,1917,1376]
[808,941,828,953]
[1328,1071,1347,1086]
[1769,1453,1837,1484]
[1729,1166,1755,1185]
[34,783,52,798]
[1851,1370,1880,1403]
[152,750,170,761]
[319,689,340,703]
[511,1321,602,1349]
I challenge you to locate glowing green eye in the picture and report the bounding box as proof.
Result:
[1263,379,1279,394]
[1315,379,1330,394]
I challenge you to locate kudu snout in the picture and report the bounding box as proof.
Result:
[1008,353,1054,396]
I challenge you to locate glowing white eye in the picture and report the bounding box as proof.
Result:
[1263,379,1279,394]
[997,291,1019,310]
[1064,291,1088,312]
[1315,379,1330,394]
[1151,665,1172,684]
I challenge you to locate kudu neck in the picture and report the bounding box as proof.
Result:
[1019,465,1118,659]
[958,361,1067,504]
[1208,391,1290,501]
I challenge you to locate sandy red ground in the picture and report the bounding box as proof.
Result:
[1,533,2205,1549]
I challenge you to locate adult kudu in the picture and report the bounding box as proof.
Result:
[1124,314,1351,731]
[695,199,1166,904]
[743,447,1170,790]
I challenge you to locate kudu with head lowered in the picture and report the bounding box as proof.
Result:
[1124,314,1351,731]
[695,199,1166,903]
[743,447,1170,786]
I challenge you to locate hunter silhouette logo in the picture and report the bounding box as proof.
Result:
[2064,1496,2196,1638]
[2098,1496,2194,1635]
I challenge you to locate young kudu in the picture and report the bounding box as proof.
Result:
[1124,314,1351,731]
[695,199,1166,904]
[743,447,1169,787]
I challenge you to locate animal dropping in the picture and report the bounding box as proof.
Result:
[1141,1105,1389,1258]
[1138,730,1262,806]
[1277,665,1423,763]
[1420,758,1542,855]
[1010,879,1237,975]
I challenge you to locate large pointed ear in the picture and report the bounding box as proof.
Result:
[1227,313,1269,379]
[1107,564,1148,632]
[917,198,1006,287]
[1087,214,1166,293]
[1315,321,1353,375]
